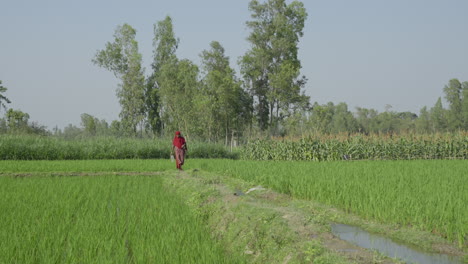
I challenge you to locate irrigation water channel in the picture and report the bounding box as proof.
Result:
[331,223,463,264]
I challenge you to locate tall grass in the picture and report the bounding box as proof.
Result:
[194,159,468,248]
[0,134,238,160]
[242,133,468,161]
[2,133,466,161]
[0,174,244,263]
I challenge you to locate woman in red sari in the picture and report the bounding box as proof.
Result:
[172,131,187,170]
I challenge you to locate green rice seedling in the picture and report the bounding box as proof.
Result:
[0,174,244,263]
[0,159,175,173]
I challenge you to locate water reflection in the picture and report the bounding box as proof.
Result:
[331,223,463,264]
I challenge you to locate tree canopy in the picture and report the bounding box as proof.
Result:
[241,0,309,133]
[93,24,146,136]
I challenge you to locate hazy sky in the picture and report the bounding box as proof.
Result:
[1,0,467,129]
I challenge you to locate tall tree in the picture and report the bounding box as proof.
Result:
[330,103,358,133]
[415,106,431,133]
[80,113,97,136]
[240,0,308,132]
[0,118,7,133]
[92,24,145,136]
[443,78,462,130]
[200,41,251,143]
[158,59,199,138]
[430,97,447,132]
[95,119,110,136]
[355,107,379,134]
[6,109,29,131]
[308,102,334,133]
[0,80,11,114]
[110,120,123,137]
[147,16,180,135]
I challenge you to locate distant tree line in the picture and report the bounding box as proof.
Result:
[289,78,468,136]
[1,0,467,141]
[51,78,467,140]
[1,78,467,140]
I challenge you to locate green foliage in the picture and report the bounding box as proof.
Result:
[0,175,242,263]
[303,240,324,262]
[309,102,358,134]
[416,106,431,133]
[1,109,49,135]
[431,78,468,132]
[241,133,468,161]
[241,0,309,132]
[93,24,145,136]
[159,59,200,137]
[429,97,448,132]
[146,16,179,135]
[151,16,179,75]
[80,113,97,136]
[0,135,237,160]
[198,41,252,143]
[5,109,29,131]
[444,78,463,130]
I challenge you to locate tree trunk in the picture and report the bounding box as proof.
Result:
[225,116,229,146]
[269,101,274,128]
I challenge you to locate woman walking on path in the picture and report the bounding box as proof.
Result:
[172,131,187,170]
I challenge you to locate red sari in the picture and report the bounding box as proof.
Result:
[173,134,186,170]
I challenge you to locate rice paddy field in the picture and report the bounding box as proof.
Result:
[199,159,468,248]
[0,171,244,263]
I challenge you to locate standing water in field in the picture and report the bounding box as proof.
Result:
[331,223,463,264]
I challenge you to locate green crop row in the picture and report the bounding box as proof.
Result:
[0,174,243,263]
[2,133,466,161]
[241,133,468,161]
[0,134,238,160]
[198,159,468,248]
